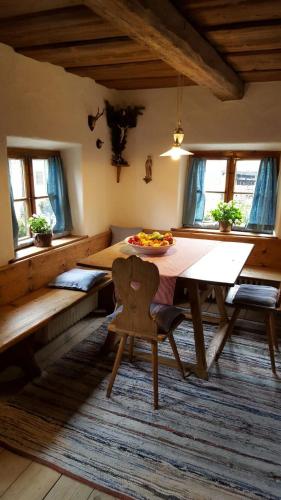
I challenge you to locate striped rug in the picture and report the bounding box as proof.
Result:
[0,320,280,499]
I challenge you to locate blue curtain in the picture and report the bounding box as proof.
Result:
[9,173,19,248]
[247,157,277,233]
[182,157,206,226]
[47,156,73,234]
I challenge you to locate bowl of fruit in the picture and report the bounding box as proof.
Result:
[125,231,175,255]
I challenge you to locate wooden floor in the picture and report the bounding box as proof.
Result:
[0,303,272,500]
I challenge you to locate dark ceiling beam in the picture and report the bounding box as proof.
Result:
[84,0,244,100]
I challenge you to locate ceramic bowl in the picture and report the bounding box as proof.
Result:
[125,236,175,255]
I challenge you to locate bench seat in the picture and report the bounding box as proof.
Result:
[0,274,112,356]
[241,266,281,283]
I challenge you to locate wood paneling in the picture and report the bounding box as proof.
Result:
[227,51,281,72]
[207,24,281,53]
[240,70,281,83]
[69,60,194,88]
[0,0,79,19]
[0,231,111,306]
[96,76,193,90]
[172,0,281,28]
[68,60,177,80]
[18,39,158,67]
[0,6,123,48]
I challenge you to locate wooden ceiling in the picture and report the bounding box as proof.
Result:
[0,0,280,99]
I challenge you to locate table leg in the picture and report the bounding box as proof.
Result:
[214,285,229,324]
[186,280,208,380]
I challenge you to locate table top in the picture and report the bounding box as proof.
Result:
[78,237,254,286]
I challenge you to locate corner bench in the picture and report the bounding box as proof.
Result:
[0,231,112,378]
[171,229,281,286]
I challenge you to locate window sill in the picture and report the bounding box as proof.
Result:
[10,235,88,263]
[171,227,278,241]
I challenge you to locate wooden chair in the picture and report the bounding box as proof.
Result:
[216,283,280,373]
[106,255,186,409]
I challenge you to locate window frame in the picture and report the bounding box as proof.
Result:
[8,148,61,248]
[188,150,280,233]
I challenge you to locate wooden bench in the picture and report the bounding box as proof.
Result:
[0,231,112,377]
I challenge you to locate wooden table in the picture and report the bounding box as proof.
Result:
[78,237,253,379]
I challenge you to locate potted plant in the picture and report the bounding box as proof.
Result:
[28,214,52,247]
[210,200,243,232]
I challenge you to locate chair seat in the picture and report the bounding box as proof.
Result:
[228,284,279,309]
[150,303,186,332]
[108,303,185,333]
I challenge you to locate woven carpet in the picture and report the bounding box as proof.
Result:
[0,320,280,500]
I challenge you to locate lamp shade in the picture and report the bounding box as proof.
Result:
[160,145,193,161]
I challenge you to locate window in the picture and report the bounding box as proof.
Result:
[8,148,72,248]
[183,151,279,234]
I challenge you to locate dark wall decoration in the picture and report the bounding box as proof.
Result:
[105,100,145,182]
[88,108,104,131]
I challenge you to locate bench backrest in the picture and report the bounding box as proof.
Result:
[170,230,281,269]
[0,231,111,306]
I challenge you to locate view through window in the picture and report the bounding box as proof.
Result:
[9,151,56,242]
[202,157,260,229]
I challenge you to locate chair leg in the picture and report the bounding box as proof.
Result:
[168,333,185,378]
[266,312,276,374]
[215,306,241,361]
[107,334,127,398]
[128,336,135,362]
[151,341,159,410]
[270,313,279,351]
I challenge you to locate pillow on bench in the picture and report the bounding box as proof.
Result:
[110,225,143,245]
[48,268,107,292]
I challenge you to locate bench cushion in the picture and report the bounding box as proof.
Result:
[233,284,279,308]
[48,268,107,292]
[110,225,143,245]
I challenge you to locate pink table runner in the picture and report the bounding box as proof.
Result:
[144,238,217,305]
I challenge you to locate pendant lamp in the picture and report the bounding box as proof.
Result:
[160,75,193,160]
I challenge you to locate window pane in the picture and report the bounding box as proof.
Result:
[233,193,254,227]
[234,160,260,194]
[203,192,224,223]
[14,200,29,239]
[32,159,49,197]
[205,159,227,192]
[8,159,26,199]
[35,198,56,228]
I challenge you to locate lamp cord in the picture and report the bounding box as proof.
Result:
[177,74,183,126]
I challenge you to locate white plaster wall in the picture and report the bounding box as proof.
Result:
[110,83,281,232]
[0,43,117,265]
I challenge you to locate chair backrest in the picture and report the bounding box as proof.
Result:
[111,255,160,338]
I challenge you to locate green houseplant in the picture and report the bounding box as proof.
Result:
[28,214,52,247]
[210,200,243,232]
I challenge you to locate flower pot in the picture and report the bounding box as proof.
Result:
[33,232,52,247]
[219,221,232,232]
